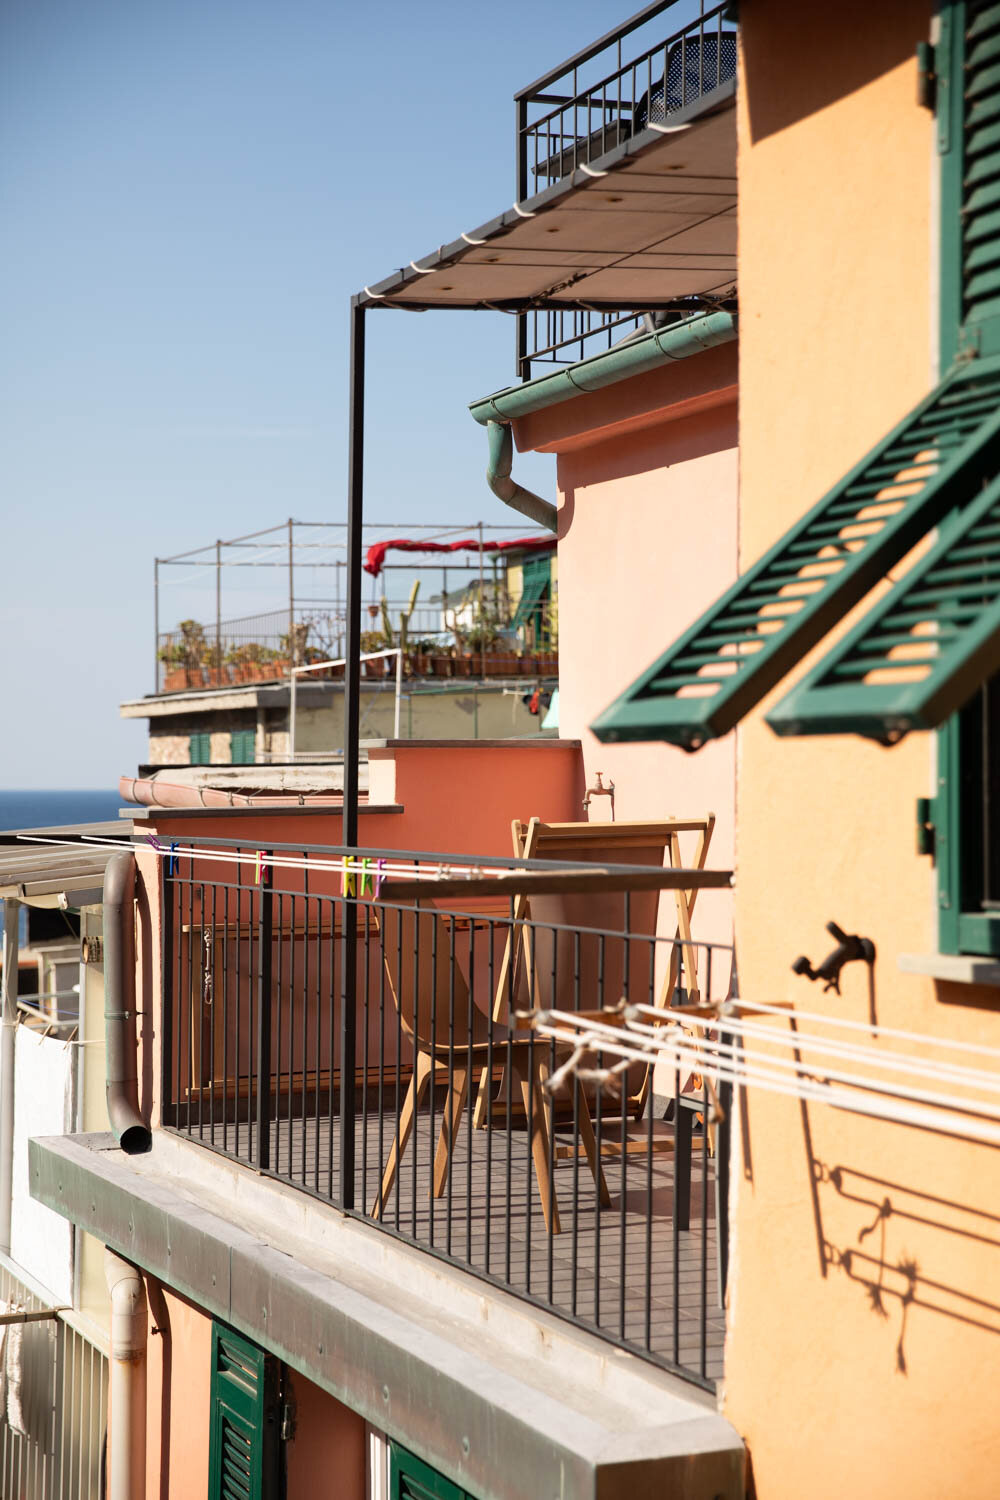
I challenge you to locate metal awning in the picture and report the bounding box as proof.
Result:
[0,823,131,906]
[356,83,735,314]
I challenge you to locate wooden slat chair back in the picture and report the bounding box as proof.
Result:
[371,902,609,1233]
[473,815,715,1133]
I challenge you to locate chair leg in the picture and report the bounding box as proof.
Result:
[511,1049,561,1236]
[675,1103,692,1232]
[432,1066,469,1198]
[575,1091,612,1208]
[371,1051,433,1220]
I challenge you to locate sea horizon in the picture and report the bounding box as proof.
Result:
[0,788,125,832]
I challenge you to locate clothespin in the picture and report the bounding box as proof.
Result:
[373,858,386,898]
[341,857,356,898]
[167,842,178,876]
[359,857,374,897]
[146,834,163,852]
[253,850,268,886]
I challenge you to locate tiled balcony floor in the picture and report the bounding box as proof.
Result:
[177,1098,725,1383]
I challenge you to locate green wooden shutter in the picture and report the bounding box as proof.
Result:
[190,731,212,765]
[768,466,1000,740]
[390,1444,471,1500]
[957,2,1000,358]
[231,729,255,764]
[208,1324,279,1500]
[591,359,1000,747]
[511,556,551,631]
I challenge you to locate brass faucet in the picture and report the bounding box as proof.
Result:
[583,771,615,820]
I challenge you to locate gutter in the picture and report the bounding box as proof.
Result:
[485,423,557,532]
[469,311,737,427]
[103,854,151,1154]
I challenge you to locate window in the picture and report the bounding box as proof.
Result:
[231,728,256,764]
[189,731,211,765]
[389,1444,470,1500]
[207,1323,279,1500]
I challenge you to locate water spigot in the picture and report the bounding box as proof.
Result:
[583,771,615,820]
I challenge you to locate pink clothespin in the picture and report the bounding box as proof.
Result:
[373,858,386,898]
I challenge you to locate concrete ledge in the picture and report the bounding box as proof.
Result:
[31,1132,743,1500]
[898,952,1000,988]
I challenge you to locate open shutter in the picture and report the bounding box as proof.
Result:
[511,556,550,631]
[960,2,1000,355]
[767,466,1000,740]
[390,1444,470,1500]
[208,1324,279,1500]
[591,358,1000,748]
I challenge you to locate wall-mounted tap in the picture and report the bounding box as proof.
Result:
[583,771,615,821]
[792,921,876,995]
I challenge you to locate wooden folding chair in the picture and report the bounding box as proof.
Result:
[370,903,609,1234]
[472,815,715,1153]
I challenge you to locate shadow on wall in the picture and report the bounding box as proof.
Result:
[741,0,928,144]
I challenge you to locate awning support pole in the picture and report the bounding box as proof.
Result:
[340,300,365,1211]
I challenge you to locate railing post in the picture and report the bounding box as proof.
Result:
[340,298,366,1211]
[256,853,273,1172]
[516,94,530,382]
[160,860,174,1127]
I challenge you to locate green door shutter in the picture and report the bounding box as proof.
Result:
[591,360,1000,747]
[207,1324,279,1500]
[390,1443,471,1500]
[511,556,551,632]
[953,1,1000,359]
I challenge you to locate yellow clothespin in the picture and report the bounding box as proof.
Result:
[341,857,356,898]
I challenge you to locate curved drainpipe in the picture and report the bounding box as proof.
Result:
[104,1250,147,1500]
[485,421,558,532]
[104,854,151,1154]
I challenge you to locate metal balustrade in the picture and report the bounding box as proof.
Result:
[161,836,733,1387]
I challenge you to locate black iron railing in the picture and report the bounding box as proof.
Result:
[160,836,733,1387]
[514,0,737,377]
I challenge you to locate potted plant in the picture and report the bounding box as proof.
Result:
[159,619,209,691]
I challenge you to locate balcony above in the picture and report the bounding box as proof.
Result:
[356,3,736,317]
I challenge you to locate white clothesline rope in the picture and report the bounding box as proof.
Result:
[527,1007,1000,1147]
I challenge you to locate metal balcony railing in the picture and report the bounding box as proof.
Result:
[514,0,737,377]
[161,836,733,1387]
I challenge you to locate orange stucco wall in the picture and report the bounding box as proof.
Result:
[513,345,738,983]
[729,5,1000,1497]
[142,1283,366,1499]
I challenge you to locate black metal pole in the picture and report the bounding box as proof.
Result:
[256,853,273,1172]
[340,300,365,1209]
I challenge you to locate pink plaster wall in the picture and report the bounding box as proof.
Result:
[144,1282,213,1500]
[284,1369,367,1500]
[513,361,739,971]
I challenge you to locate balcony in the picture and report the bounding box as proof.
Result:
[152,521,557,696]
[159,834,732,1388]
[356,3,737,380]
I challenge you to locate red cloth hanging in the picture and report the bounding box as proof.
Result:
[363,535,557,578]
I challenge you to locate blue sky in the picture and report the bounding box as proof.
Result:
[1,0,623,787]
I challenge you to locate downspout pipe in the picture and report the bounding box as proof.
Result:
[486,421,558,533]
[104,1250,147,1500]
[104,854,151,1154]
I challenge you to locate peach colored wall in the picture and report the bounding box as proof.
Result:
[513,355,738,980]
[729,6,1000,1498]
[141,1283,367,1500]
[284,1368,366,1500]
[144,1282,213,1500]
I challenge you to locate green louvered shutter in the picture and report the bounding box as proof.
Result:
[190,732,211,765]
[390,1444,470,1500]
[958,1,1000,357]
[511,556,550,632]
[591,359,1000,747]
[768,467,1000,739]
[231,729,256,764]
[208,1324,279,1500]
